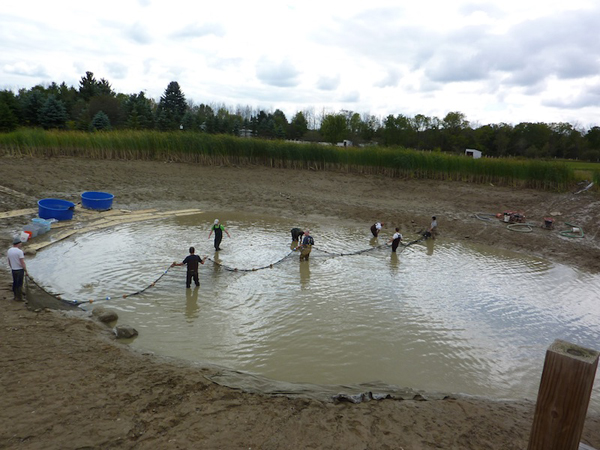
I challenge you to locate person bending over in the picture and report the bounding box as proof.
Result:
[388,228,403,253]
[370,221,384,237]
[290,228,304,243]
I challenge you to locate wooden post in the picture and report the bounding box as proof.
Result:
[528,339,599,450]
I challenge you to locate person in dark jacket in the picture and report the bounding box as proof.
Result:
[296,230,314,261]
[290,228,304,243]
[171,247,207,288]
[387,228,403,252]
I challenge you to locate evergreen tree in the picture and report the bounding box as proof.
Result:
[89,95,123,128]
[181,110,198,131]
[79,71,99,102]
[196,103,214,131]
[0,89,21,126]
[21,88,46,127]
[124,92,154,130]
[155,109,172,131]
[39,95,68,129]
[90,110,111,131]
[56,82,78,122]
[0,101,18,132]
[97,78,114,97]
[272,109,289,139]
[156,81,187,130]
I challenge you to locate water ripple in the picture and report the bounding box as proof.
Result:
[28,212,600,412]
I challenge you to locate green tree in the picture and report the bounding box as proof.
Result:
[272,109,289,138]
[90,110,111,131]
[181,110,198,131]
[55,82,78,122]
[156,81,187,130]
[0,101,18,132]
[320,113,347,144]
[88,95,123,128]
[512,123,552,157]
[97,78,114,97]
[0,89,21,125]
[359,113,379,143]
[441,111,471,152]
[20,88,46,127]
[123,92,154,130]
[550,122,584,159]
[196,104,214,131]
[585,126,600,150]
[383,114,414,147]
[289,111,308,140]
[79,71,99,102]
[38,95,68,129]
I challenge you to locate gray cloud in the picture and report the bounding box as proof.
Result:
[206,54,242,71]
[316,75,340,90]
[256,58,301,88]
[170,23,226,39]
[125,22,153,44]
[543,82,600,109]
[3,62,49,78]
[340,91,360,103]
[105,62,128,80]
[142,58,155,75]
[374,69,401,88]
[314,5,600,95]
[458,2,504,17]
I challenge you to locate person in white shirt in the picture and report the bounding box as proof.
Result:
[370,221,384,237]
[428,216,438,238]
[388,228,403,252]
[7,237,27,302]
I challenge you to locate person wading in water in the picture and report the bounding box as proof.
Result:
[296,230,314,261]
[387,227,403,253]
[171,247,207,288]
[208,219,231,251]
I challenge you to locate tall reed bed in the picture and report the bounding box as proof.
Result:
[0,129,577,191]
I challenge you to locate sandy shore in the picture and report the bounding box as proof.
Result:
[1,155,599,449]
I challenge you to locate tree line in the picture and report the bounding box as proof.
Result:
[1,71,599,161]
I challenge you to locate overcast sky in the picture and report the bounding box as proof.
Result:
[2,0,600,128]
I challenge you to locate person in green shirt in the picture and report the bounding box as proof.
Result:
[208,219,231,251]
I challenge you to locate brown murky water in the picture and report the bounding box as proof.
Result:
[29,211,600,411]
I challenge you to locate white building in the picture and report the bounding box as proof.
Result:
[465,148,482,158]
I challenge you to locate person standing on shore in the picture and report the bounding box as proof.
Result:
[388,228,403,252]
[7,237,27,302]
[370,221,384,238]
[208,219,230,251]
[171,247,207,288]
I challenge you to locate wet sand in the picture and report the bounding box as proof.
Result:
[1,156,599,449]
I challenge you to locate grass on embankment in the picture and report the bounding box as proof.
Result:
[0,129,591,192]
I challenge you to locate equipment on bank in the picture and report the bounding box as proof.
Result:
[542,217,555,230]
[499,211,525,224]
[38,198,76,221]
[81,191,114,211]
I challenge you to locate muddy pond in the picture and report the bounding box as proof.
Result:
[29,212,600,411]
